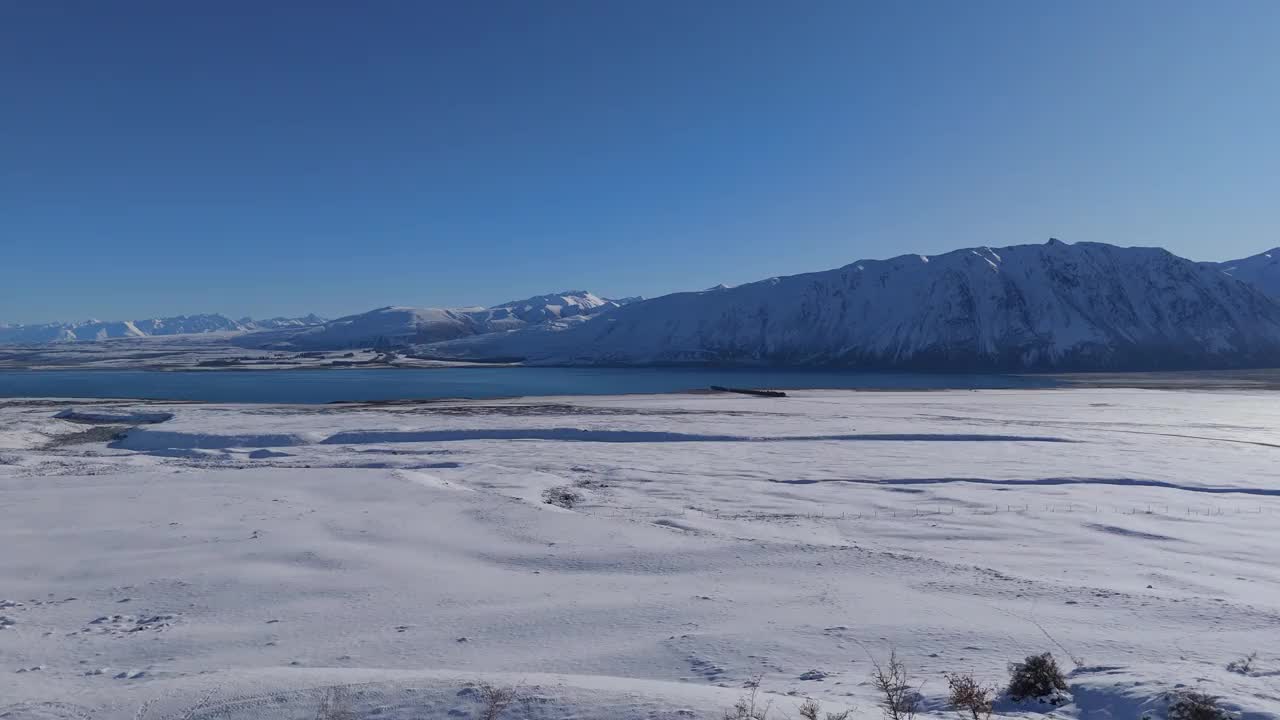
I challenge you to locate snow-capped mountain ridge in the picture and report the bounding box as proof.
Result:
[1208,247,1280,299]
[238,314,328,330]
[419,240,1280,371]
[484,291,620,326]
[234,291,632,350]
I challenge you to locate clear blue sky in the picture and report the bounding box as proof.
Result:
[3,1,1278,323]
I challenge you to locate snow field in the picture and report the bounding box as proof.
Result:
[0,389,1277,719]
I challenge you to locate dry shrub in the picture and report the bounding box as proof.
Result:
[1007,652,1068,700]
[1168,691,1229,720]
[724,676,771,720]
[870,650,919,720]
[799,698,852,720]
[945,673,995,720]
[1225,652,1256,675]
[476,683,520,720]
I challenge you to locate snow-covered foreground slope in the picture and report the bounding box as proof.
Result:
[237,292,628,350]
[425,241,1280,370]
[1213,248,1280,299]
[2,389,1279,720]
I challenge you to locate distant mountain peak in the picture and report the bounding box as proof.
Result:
[491,290,607,309]
[1210,247,1280,299]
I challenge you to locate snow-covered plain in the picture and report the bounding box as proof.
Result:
[1,389,1278,720]
[0,335,491,371]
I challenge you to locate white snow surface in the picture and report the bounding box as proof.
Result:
[423,241,1280,370]
[2,388,1279,720]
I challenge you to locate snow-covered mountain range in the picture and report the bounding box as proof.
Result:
[9,242,1280,371]
[233,292,633,350]
[420,240,1280,371]
[0,292,627,349]
[0,314,325,345]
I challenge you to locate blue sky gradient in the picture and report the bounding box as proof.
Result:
[3,1,1278,323]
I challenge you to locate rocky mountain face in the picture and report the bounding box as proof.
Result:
[419,241,1280,371]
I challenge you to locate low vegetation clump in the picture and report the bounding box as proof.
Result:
[1006,652,1069,701]
[541,486,582,508]
[1167,691,1230,720]
[475,683,520,720]
[945,672,996,720]
[1225,652,1256,675]
[799,697,852,720]
[314,686,356,720]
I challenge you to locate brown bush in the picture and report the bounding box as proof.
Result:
[945,673,995,720]
[1007,652,1068,700]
